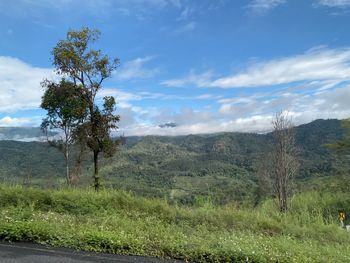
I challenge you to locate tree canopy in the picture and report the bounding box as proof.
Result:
[48,27,120,190]
[41,79,87,185]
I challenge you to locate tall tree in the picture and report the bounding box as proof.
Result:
[272,111,299,212]
[41,79,87,186]
[52,27,120,190]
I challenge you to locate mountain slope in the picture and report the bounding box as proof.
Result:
[100,119,347,204]
[0,119,348,204]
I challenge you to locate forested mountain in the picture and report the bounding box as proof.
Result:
[0,141,64,185]
[0,119,348,204]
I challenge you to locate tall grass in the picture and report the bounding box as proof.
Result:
[0,184,349,262]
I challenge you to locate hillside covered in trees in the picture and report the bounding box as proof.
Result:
[0,119,348,205]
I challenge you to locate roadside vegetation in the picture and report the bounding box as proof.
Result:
[0,184,349,262]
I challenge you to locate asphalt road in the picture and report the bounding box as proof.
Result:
[0,242,183,263]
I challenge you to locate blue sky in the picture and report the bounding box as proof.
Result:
[1,0,350,135]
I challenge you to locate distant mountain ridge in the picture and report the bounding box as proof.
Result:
[0,119,348,205]
[0,127,47,141]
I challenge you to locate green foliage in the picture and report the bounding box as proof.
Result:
[52,27,120,190]
[82,96,120,158]
[0,185,350,262]
[41,78,88,185]
[52,28,119,81]
[41,79,87,132]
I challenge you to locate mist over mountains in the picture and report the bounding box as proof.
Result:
[0,127,47,141]
[0,119,348,204]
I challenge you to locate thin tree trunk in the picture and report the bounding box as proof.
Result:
[64,129,71,187]
[93,150,100,191]
[65,144,70,186]
[89,103,101,191]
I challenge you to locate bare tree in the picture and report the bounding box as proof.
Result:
[272,111,299,212]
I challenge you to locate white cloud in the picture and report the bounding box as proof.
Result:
[177,7,194,21]
[114,57,160,81]
[124,68,350,136]
[121,84,350,136]
[0,116,33,127]
[0,56,55,112]
[195,94,222,100]
[97,88,142,109]
[317,0,350,7]
[97,87,218,113]
[211,48,350,88]
[217,83,350,127]
[2,51,350,136]
[120,104,274,136]
[247,0,286,13]
[121,112,275,136]
[161,70,213,87]
[98,88,142,101]
[118,107,137,128]
[163,48,350,89]
[0,56,159,125]
[175,21,196,34]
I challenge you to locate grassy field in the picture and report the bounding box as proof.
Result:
[0,184,349,262]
